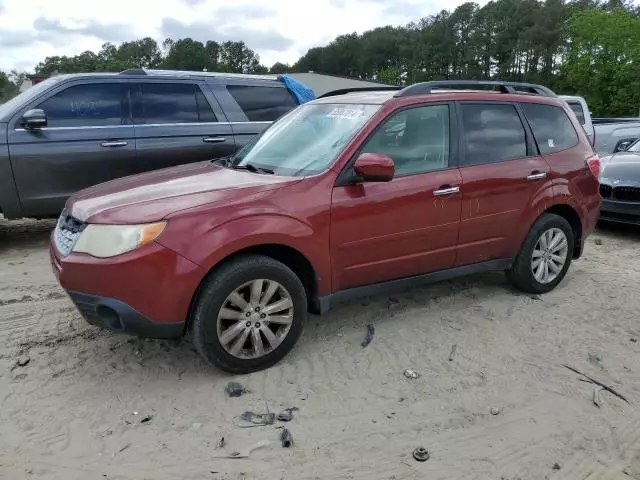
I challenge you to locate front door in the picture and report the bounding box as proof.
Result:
[331,103,462,291]
[8,81,136,217]
[133,81,236,172]
[455,102,550,266]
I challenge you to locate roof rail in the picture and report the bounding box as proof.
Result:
[119,68,147,75]
[394,80,556,98]
[318,86,401,99]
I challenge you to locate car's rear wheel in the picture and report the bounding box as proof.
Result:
[190,255,306,374]
[507,213,574,294]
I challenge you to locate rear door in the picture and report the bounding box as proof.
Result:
[455,101,550,266]
[7,80,135,217]
[133,81,236,172]
[214,83,298,149]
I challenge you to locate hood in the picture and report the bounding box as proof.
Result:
[68,161,302,224]
[599,151,640,187]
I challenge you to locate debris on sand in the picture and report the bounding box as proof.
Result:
[277,407,299,422]
[139,415,153,424]
[594,238,603,246]
[239,410,276,427]
[404,369,421,380]
[593,386,604,408]
[214,440,271,459]
[631,338,638,344]
[412,447,430,462]
[280,428,293,448]
[216,437,225,449]
[226,382,246,397]
[11,355,31,371]
[552,463,562,470]
[448,344,457,362]
[490,407,503,416]
[562,364,631,405]
[361,324,375,348]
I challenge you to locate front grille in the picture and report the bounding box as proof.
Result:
[53,210,86,256]
[600,184,613,199]
[614,186,640,202]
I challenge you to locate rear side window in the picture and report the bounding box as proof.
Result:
[138,83,217,124]
[521,103,579,154]
[567,101,586,125]
[227,85,297,122]
[460,103,527,166]
[36,83,123,127]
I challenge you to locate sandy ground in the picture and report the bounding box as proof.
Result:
[1,218,640,480]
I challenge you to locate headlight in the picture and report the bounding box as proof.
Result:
[72,222,166,258]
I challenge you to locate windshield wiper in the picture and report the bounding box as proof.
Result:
[231,163,275,175]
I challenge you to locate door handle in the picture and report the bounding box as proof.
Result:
[203,136,226,143]
[433,186,460,196]
[526,172,547,181]
[100,141,127,148]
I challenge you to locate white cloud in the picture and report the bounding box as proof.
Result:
[0,0,488,72]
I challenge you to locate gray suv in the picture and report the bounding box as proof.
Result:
[0,69,300,220]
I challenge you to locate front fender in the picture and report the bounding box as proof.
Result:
[158,212,332,295]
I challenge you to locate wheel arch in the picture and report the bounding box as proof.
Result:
[184,243,321,334]
[542,203,583,259]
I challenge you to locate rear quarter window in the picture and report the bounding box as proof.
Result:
[227,85,298,122]
[521,103,579,154]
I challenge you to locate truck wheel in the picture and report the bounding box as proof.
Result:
[190,255,307,374]
[507,213,574,294]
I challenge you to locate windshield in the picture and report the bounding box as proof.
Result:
[231,103,380,176]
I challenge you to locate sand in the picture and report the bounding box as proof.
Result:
[1,218,639,480]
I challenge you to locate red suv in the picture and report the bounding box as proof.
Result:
[50,80,601,373]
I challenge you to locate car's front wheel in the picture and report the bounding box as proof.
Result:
[507,213,575,294]
[190,255,307,374]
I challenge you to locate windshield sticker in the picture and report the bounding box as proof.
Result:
[548,138,555,148]
[327,107,364,120]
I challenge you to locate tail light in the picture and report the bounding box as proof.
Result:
[586,155,600,178]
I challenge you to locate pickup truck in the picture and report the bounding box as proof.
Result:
[560,95,640,155]
[0,69,309,220]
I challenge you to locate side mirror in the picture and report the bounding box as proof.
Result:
[21,109,47,130]
[353,152,394,182]
[614,138,637,153]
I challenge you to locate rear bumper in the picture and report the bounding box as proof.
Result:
[68,291,184,338]
[599,199,640,225]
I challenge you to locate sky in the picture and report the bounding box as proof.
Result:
[0,0,490,73]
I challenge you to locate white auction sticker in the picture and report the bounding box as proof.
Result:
[327,107,364,120]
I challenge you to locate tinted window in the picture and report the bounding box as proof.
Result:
[227,85,297,122]
[567,101,586,125]
[37,83,123,127]
[522,103,579,154]
[139,83,216,124]
[460,103,527,165]
[361,104,450,176]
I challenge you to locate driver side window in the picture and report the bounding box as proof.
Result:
[360,104,450,176]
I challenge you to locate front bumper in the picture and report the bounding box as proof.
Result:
[599,199,640,225]
[50,238,205,338]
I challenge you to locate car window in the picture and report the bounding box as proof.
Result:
[521,103,579,154]
[35,83,123,128]
[138,83,217,124]
[360,105,450,176]
[460,103,527,166]
[227,85,298,122]
[566,101,586,125]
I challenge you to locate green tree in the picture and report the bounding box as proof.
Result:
[558,6,640,116]
[0,71,20,102]
[218,41,261,73]
[269,62,290,74]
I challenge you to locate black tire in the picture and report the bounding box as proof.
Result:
[190,255,307,374]
[507,213,575,294]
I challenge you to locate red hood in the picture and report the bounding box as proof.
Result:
[68,161,302,224]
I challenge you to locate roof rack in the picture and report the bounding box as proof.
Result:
[318,86,401,99]
[394,80,556,98]
[118,68,279,81]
